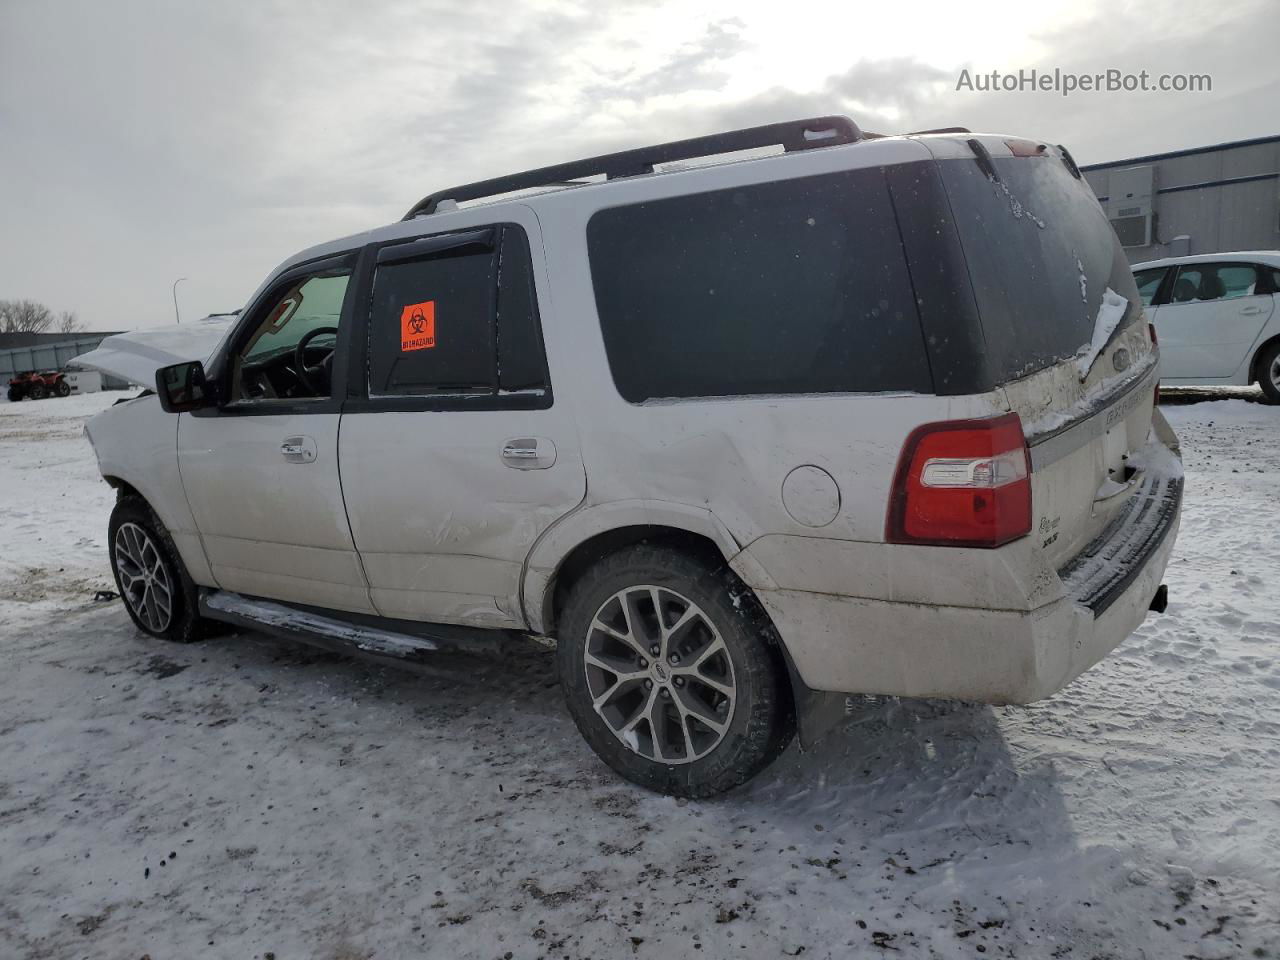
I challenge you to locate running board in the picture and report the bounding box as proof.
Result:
[198,590,521,662]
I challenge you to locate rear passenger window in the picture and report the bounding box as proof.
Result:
[1170,264,1260,304]
[586,169,931,402]
[367,224,549,398]
[1218,265,1260,299]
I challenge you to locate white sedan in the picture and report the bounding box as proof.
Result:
[1134,251,1280,402]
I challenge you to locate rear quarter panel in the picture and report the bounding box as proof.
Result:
[525,142,1009,608]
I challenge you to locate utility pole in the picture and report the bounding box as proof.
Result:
[172,277,188,324]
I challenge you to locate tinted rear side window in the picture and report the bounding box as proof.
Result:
[369,247,496,395]
[366,224,550,398]
[587,169,931,402]
[938,155,1140,381]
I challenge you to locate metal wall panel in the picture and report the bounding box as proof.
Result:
[0,335,132,391]
[1084,139,1280,264]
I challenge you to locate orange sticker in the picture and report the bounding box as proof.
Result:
[400,300,436,352]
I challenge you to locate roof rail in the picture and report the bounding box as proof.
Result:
[402,115,863,219]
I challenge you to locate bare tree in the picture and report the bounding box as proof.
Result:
[0,299,55,334]
[56,310,86,335]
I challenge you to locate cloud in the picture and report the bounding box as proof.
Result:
[906,0,1279,161]
[692,57,950,137]
[584,18,748,101]
[0,0,1274,329]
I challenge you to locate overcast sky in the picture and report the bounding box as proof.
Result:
[2,0,1276,331]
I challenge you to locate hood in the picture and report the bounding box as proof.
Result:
[71,314,237,385]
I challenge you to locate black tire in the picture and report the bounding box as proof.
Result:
[556,545,795,797]
[28,382,46,400]
[1257,340,1280,404]
[108,496,208,643]
[54,379,71,397]
[6,386,21,402]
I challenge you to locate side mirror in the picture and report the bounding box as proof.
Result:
[155,360,214,413]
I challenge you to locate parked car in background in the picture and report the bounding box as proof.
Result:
[79,117,1183,797]
[1133,251,1280,402]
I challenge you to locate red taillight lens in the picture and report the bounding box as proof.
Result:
[886,413,1032,548]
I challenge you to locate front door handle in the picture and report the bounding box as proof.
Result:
[281,435,317,463]
[1239,305,1265,316]
[501,437,557,470]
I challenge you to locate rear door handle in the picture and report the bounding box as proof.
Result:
[281,435,317,463]
[1240,305,1265,316]
[501,437,557,470]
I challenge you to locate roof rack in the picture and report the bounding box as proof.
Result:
[402,115,863,219]
[905,126,971,135]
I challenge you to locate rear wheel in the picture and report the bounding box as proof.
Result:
[1258,341,1280,404]
[28,382,46,400]
[556,545,794,797]
[6,386,21,402]
[108,497,208,643]
[54,379,71,397]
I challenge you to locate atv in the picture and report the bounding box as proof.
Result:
[7,370,71,402]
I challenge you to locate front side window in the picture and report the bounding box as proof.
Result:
[367,224,549,398]
[232,267,351,401]
[587,168,931,402]
[1134,267,1167,306]
[1170,264,1260,304]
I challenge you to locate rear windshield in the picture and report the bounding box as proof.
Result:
[938,154,1140,381]
[587,168,932,403]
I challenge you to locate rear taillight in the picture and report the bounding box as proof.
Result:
[886,413,1032,548]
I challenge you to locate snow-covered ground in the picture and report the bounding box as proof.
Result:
[1,390,1277,959]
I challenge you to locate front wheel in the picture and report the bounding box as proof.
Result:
[108,497,207,643]
[1258,341,1280,404]
[54,379,71,397]
[557,545,794,797]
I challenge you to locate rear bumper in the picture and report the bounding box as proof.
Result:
[737,446,1183,705]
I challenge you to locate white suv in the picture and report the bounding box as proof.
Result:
[1133,251,1280,402]
[82,117,1183,797]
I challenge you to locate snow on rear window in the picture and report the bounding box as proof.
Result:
[939,155,1141,383]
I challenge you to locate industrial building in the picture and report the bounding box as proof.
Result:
[0,332,131,392]
[1082,134,1280,264]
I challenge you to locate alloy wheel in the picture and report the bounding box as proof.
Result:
[114,522,174,633]
[584,585,737,764]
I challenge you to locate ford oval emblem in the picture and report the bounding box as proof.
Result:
[1112,347,1131,372]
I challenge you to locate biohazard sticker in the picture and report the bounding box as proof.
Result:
[400,300,436,352]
